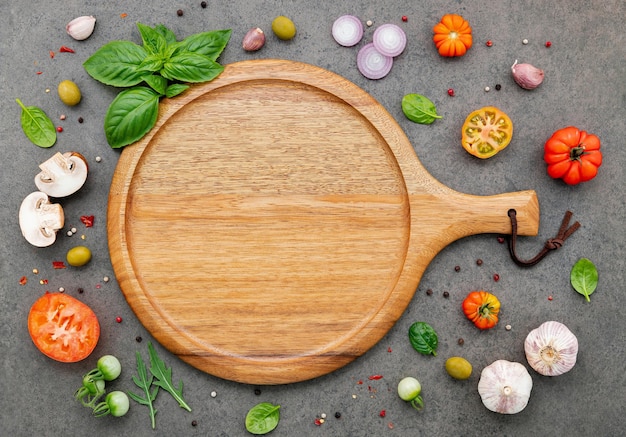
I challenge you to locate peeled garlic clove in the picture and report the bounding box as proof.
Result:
[524,320,578,376]
[66,15,97,41]
[511,59,544,90]
[242,28,266,51]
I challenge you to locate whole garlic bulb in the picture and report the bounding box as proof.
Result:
[477,360,533,414]
[524,321,578,376]
[511,60,544,90]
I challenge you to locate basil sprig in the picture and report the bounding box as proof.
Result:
[408,321,439,356]
[84,23,231,148]
[15,99,57,148]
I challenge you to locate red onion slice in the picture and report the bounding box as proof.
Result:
[373,23,407,57]
[332,15,364,47]
[357,43,393,80]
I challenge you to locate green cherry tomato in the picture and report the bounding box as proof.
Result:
[66,246,92,267]
[397,376,424,411]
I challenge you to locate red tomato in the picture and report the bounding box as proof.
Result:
[28,292,100,362]
[544,126,602,185]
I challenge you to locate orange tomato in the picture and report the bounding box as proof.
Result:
[433,14,472,57]
[461,106,513,159]
[544,126,602,185]
[28,292,100,362]
[462,290,500,330]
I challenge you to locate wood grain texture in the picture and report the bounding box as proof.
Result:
[108,59,539,385]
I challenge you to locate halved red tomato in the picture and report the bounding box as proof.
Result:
[28,292,100,362]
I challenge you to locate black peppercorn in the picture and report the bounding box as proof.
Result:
[443,291,449,298]
[254,388,261,395]
[177,9,184,16]
[495,84,502,91]
[136,336,143,342]
[77,116,84,123]
[458,338,464,345]
[454,265,460,272]
[476,259,483,266]
[335,412,341,419]
[191,420,198,427]
[426,288,433,296]
[201,1,207,7]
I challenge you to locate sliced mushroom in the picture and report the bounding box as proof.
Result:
[19,191,65,247]
[35,152,89,197]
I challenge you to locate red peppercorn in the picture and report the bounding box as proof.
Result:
[545,41,552,47]
[401,16,408,22]
[486,40,493,47]
[454,265,461,272]
[379,410,386,418]
[116,316,123,323]
[447,88,455,97]
[497,236,505,244]
[493,273,500,282]
[548,295,553,301]
[56,126,63,132]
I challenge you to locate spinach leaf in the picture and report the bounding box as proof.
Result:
[165,83,190,98]
[245,402,280,435]
[104,87,161,149]
[137,22,168,56]
[401,94,443,125]
[571,258,598,302]
[173,29,232,61]
[161,53,224,83]
[408,322,438,356]
[16,99,56,148]
[84,41,148,87]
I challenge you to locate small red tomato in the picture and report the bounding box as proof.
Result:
[544,126,602,185]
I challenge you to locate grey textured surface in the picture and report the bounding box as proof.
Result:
[1,1,625,436]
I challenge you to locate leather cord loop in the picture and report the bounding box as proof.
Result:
[507,209,580,267]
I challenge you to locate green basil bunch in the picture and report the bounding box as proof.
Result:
[84,23,231,148]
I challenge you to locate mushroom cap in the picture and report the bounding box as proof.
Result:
[19,191,65,247]
[35,152,88,197]
[478,359,533,414]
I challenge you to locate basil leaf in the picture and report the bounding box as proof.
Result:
[245,402,280,435]
[154,24,178,45]
[165,83,189,98]
[104,87,161,149]
[137,23,168,56]
[137,53,165,73]
[161,53,224,83]
[143,74,169,95]
[408,322,438,356]
[173,29,232,61]
[84,41,148,87]
[16,99,56,148]
[401,94,443,125]
[571,258,598,302]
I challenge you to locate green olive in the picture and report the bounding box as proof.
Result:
[271,16,296,40]
[445,356,472,380]
[58,80,82,106]
[66,246,92,267]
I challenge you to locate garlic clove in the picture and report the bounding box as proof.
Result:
[478,360,533,415]
[524,320,578,376]
[66,15,97,41]
[242,28,266,52]
[511,59,544,90]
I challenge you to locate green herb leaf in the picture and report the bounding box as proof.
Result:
[128,351,159,429]
[154,24,178,45]
[571,258,598,302]
[83,41,148,87]
[143,74,169,95]
[137,54,165,73]
[137,22,168,56]
[161,53,224,83]
[147,342,191,412]
[15,99,56,148]
[173,29,232,61]
[401,94,443,125]
[408,321,438,356]
[104,86,161,149]
[245,402,281,435]
[165,83,190,98]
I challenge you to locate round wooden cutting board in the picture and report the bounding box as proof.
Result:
[108,59,539,385]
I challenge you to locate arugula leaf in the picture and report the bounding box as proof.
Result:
[84,41,148,87]
[148,342,191,412]
[401,94,443,125]
[571,258,598,302]
[15,99,56,148]
[104,87,161,148]
[128,351,159,429]
[408,321,438,356]
[137,22,168,56]
[173,29,232,61]
[161,53,224,83]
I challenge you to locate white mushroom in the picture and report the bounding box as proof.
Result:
[19,191,65,247]
[35,152,89,197]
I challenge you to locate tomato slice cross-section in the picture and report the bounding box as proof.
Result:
[461,106,513,159]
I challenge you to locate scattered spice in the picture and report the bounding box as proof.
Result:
[335,412,341,419]
[548,295,553,301]
[52,261,66,269]
[454,265,461,272]
[96,156,102,162]
[388,423,394,429]
[116,316,123,323]
[103,276,110,282]
[497,236,505,244]
[80,215,95,227]
[522,38,529,44]
[58,287,65,293]
[33,268,39,274]
[369,374,383,380]
[254,388,262,395]
[476,259,483,266]
[457,338,465,345]
[77,287,84,294]
[366,20,373,27]
[49,51,55,59]
[314,418,323,426]
[78,116,84,123]
[495,84,502,91]
[486,40,493,47]
[426,288,433,296]
[505,324,512,331]
[484,86,491,92]
[210,391,217,398]
[40,279,48,285]
[177,9,184,16]
[36,71,43,75]
[447,88,455,96]
[59,46,75,53]
[60,114,66,120]
[136,336,143,342]
[545,41,552,47]
[387,347,392,353]
[20,276,28,285]
[443,291,450,298]
[402,16,408,22]
[493,273,500,282]
[191,420,198,427]
[56,126,63,133]
[201,1,207,8]
[120,13,128,18]
[379,409,386,418]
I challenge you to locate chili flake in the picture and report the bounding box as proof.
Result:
[52,261,66,269]
[120,13,128,18]
[59,46,75,53]
[80,215,95,227]
[368,374,383,380]
[19,276,28,285]
[387,347,392,353]
[314,418,323,426]
[36,71,43,75]
[40,279,48,285]
[49,51,55,59]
